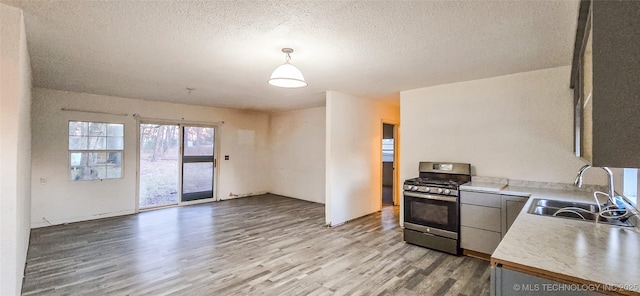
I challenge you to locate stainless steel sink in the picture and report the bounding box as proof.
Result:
[529,206,601,220]
[527,198,632,227]
[533,199,599,212]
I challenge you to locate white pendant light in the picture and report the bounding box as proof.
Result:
[268,48,307,88]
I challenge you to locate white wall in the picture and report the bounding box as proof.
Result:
[400,66,603,187]
[325,91,400,226]
[0,4,32,295]
[31,88,270,228]
[268,107,326,204]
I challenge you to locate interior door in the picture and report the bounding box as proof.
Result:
[181,126,216,202]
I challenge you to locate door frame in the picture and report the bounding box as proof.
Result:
[135,116,222,212]
[380,119,400,210]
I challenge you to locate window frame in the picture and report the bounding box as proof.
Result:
[68,120,125,181]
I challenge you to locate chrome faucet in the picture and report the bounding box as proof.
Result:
[574,164,616,203]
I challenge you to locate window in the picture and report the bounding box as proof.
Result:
[382,138,394,162]
[623,168,638,206]
[69,121,124,181]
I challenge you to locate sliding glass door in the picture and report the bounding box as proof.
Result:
[182,126,215,202]
[138,123,217,210]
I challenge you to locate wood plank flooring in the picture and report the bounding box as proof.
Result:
[22,194,490,295]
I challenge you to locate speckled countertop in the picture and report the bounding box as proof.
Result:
[462,183,640,294]
[459,176,508,193]
[459,181,507,193]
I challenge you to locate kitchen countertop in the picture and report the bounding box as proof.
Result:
[459,181,507,193]
[462,183,640,294]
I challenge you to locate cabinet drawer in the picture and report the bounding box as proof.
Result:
[461,204,501,232]
[461,226,501,255]
[460,191,501,207]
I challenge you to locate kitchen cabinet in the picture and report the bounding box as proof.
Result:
[491,266,603,296]
[571,0,640,167]
[461,191,502,254]
[460,191,527,255]
[501,196,527,235]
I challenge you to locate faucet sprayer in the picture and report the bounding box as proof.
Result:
[574,164,616,205]
[574,165,639,225]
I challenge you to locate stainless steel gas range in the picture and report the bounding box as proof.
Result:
[403,162,471,255]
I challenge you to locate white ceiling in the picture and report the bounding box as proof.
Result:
[3,0,579,112]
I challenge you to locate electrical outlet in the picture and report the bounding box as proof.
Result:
[225,155,229,160]
[40,178,46,184]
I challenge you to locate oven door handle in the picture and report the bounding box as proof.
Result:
[404,191,457,203]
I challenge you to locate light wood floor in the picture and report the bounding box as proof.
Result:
[22,194,490,295]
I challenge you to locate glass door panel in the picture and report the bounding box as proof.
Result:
[139,124,180,209]
[182,163,213,201]
[182,126,215,202]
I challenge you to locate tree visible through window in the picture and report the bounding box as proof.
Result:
[69,121,124,181]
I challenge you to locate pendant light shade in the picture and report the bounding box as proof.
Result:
[268,48,307,88]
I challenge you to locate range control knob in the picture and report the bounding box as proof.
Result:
[424,187,431,193]
[444,189,451,195]
[412,186,418,191]
[437,188,443,194]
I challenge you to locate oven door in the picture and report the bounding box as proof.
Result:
[403,191,459,236]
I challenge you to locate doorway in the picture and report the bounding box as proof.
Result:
[138,123,218,210]
[139,123,180,209]
[382,123,395,206]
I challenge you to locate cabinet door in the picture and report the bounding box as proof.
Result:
[492,266,604,296]
[501,196,527,236]
[591,1,640,167]
[572,0,640,167]
[580,23,593,162]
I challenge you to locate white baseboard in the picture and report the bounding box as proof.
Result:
[220,191,269,200]
[264,191,325,204]
[31,209,135,228]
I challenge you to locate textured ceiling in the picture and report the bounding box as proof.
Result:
[3,1,579,112]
